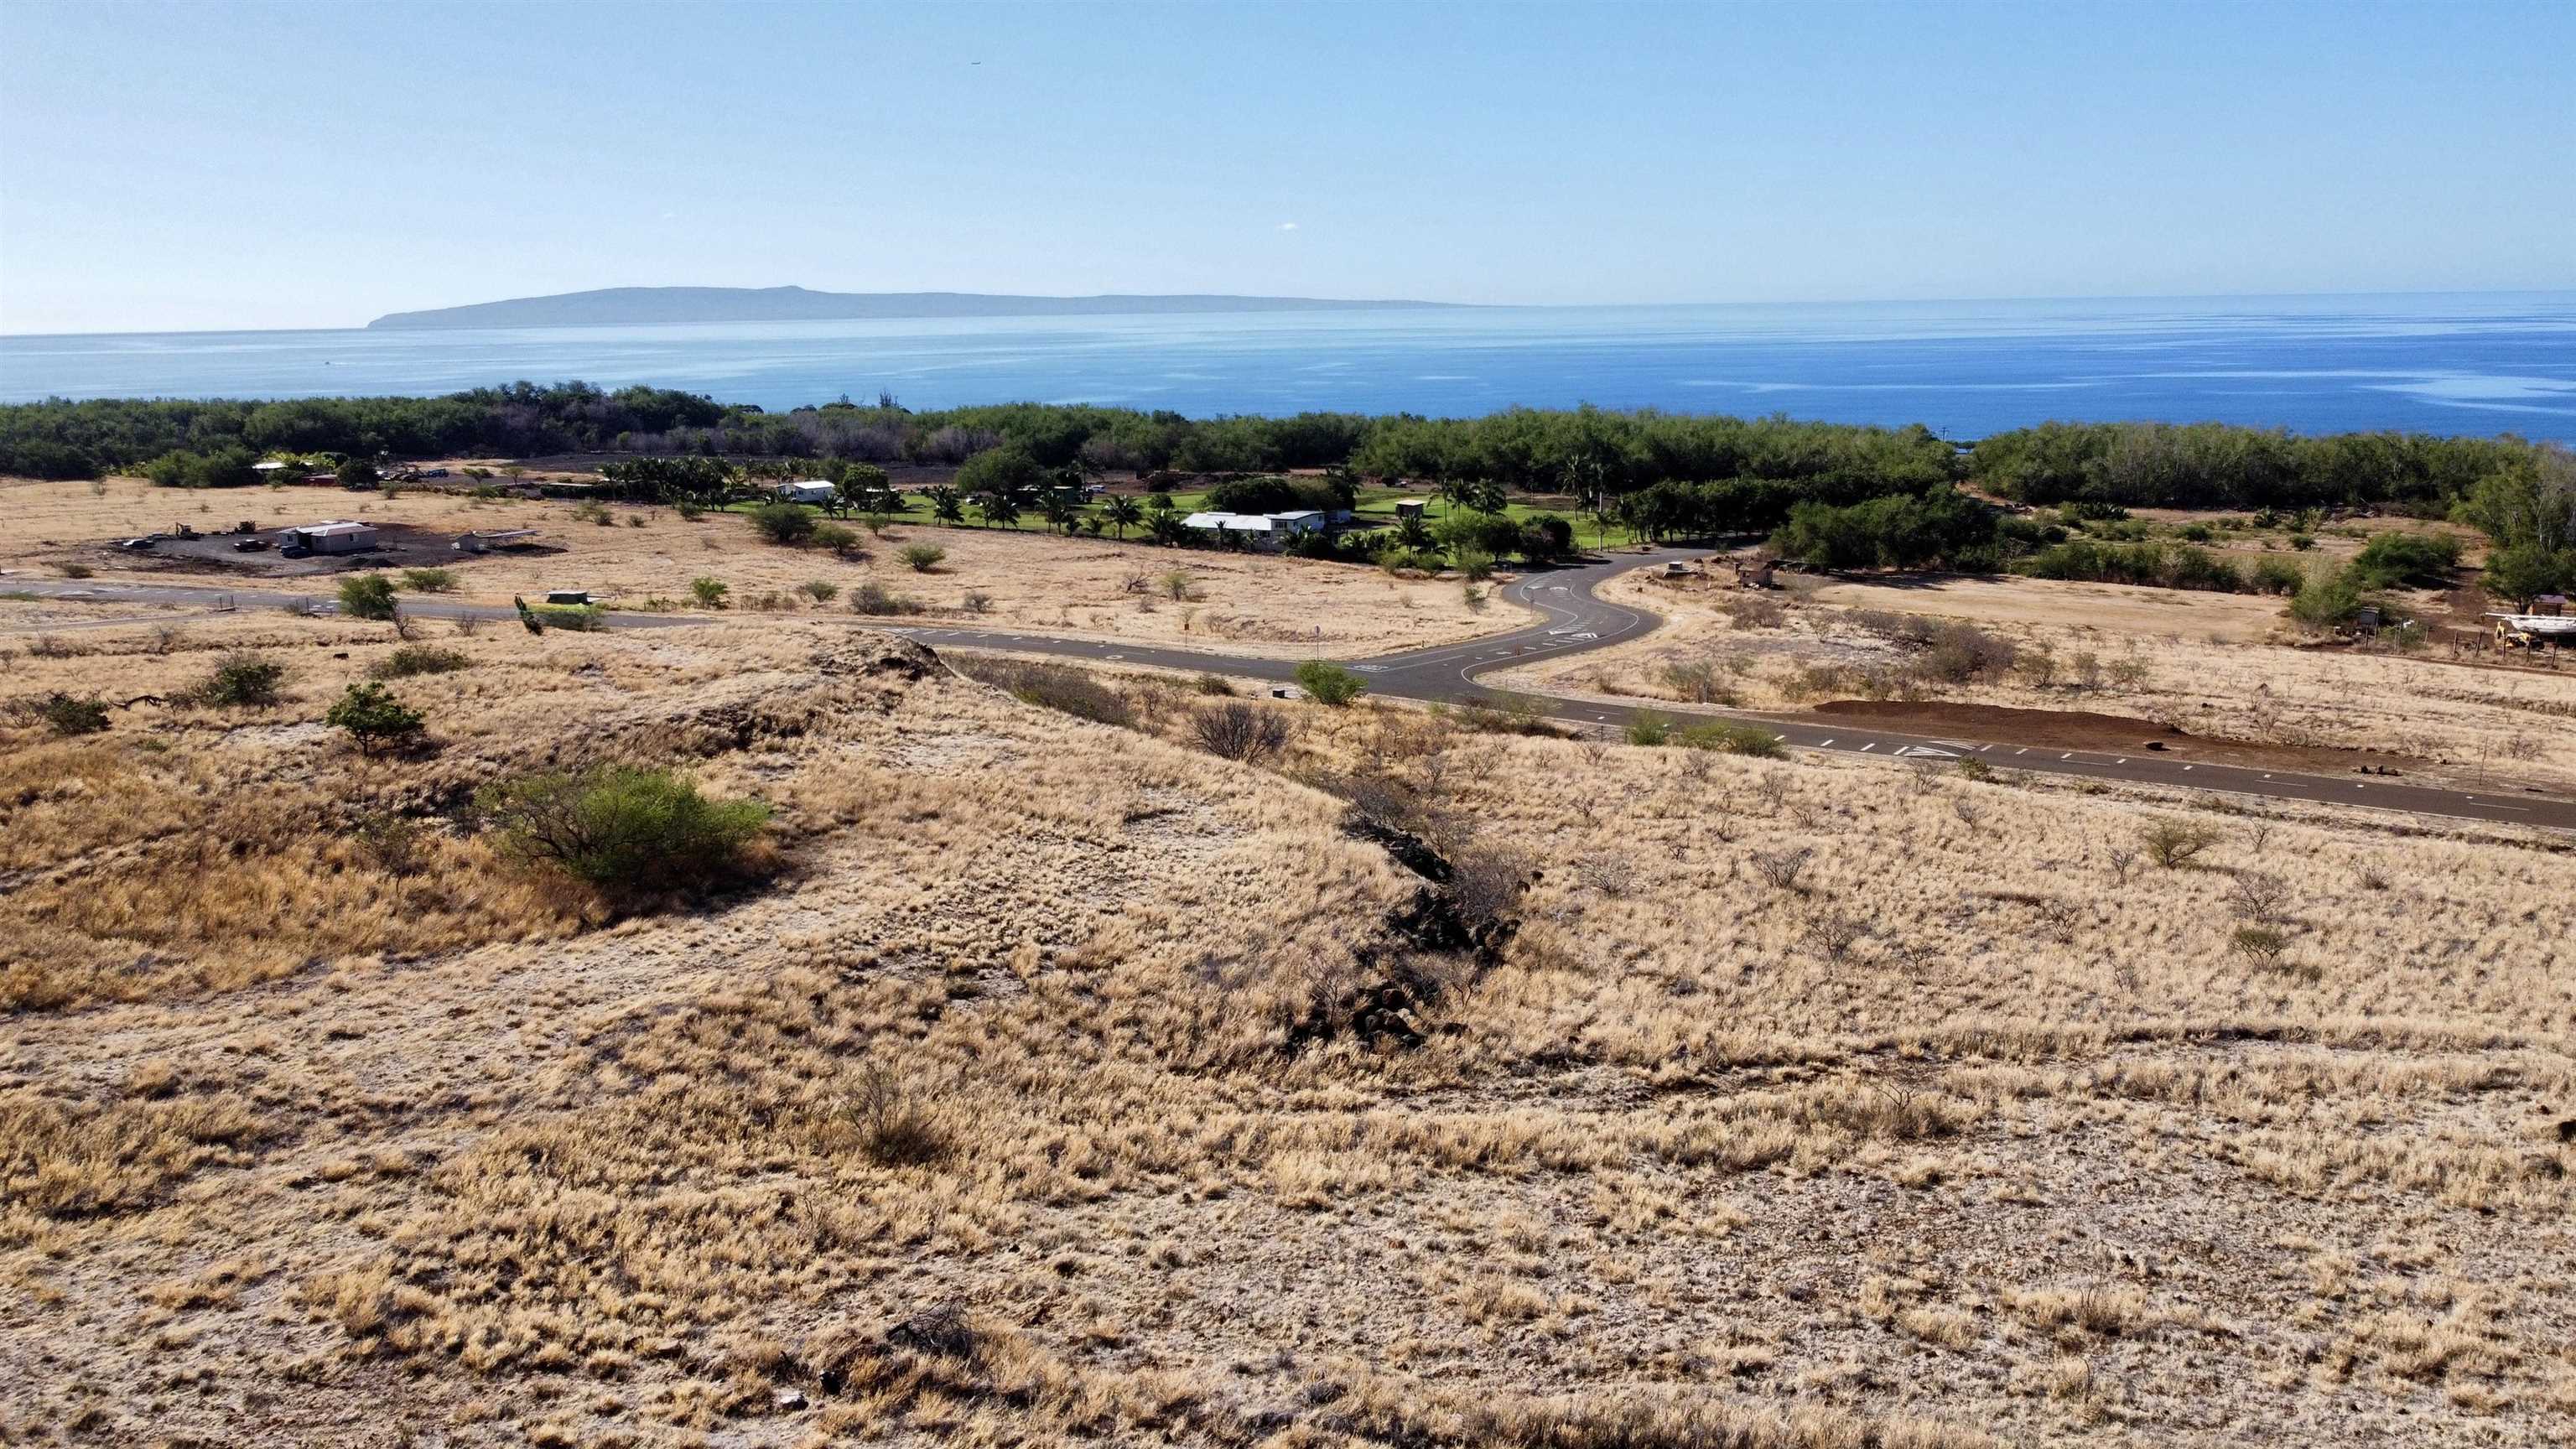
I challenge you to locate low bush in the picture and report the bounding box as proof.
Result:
[812,522,861,557]
[1675,720,1786,756]
[2142,818,2220,868]
[532,604,603,631]
[850,582,925,616]
[336,574,398,621]
[799,579,840,602]
[2250,556,2308,595]
[196,653,287,705]
[1447,692,1565,736]
[1295,660,1367,707]
[371,644,472,679]
[325,682,424,754]
[958,658,1135,727]
[900,543,947,573]
[749,501,816,545]
[475,765,772,894]
[1626,710,1672,746]
[845,1067,953,1168]
[399,567,458,592]
[34,693,112,735]
[1192,702,1292,763]
[688,576,730,608]
[1662,659,1738,705]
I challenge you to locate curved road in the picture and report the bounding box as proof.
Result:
[8,556,2570,832]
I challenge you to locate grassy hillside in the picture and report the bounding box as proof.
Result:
[3,610,2570,1445]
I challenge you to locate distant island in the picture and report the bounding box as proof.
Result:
[366,285,1470,330]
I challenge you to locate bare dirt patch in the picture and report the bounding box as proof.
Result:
[1805,699,2437,776]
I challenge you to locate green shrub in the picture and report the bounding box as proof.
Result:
[532,604,604,631]
[2250,557,2307,595]
[35,693,111,735]
[1294,660,1366,707]
[197,653,287,705]
[1674,720,1786,756]
[371,645,472,679]
[812,522,861,556]
[674,500,705,521]
[475,766,771,893]
[336,574,398,621]
[2346,531,2461,589]
[2288,571,2367,629]
[325,682,424,754]
[799,579,840,602]
[688,577,730,608]
[899,543,947,573]
[400,567,458,592]
[750,501,817,545]
[1626,710,1672,746]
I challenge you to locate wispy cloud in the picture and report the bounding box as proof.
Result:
[1277,221,1299,231]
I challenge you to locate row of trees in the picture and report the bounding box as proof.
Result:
[1968,420,2531,511]
[11,383,2566,592]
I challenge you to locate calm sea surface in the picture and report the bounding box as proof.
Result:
[4,293,2572,441]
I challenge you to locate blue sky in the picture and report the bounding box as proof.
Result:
[3,0,2569,333]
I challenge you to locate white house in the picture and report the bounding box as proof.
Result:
[774,480,840,506]
[1180,510,1327,538]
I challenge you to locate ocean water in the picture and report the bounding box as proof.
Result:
[3,292,2572,442]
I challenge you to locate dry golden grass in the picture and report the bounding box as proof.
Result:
[0,475,1516,656]
[1493,566,2576,789]
[3,606,2569,1446]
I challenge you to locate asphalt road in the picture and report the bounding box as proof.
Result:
[9,558,2571,832]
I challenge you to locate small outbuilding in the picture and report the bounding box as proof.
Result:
[282,521,377,554]
[454,527,539,553]
[1394,498,1428,521]
[775,480,840,506]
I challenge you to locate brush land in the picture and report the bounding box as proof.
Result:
[0,476,1518,657]
[1492,559,2576,794]
[3,584,2571,1446]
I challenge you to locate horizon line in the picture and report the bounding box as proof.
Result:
[6,285,2573,341]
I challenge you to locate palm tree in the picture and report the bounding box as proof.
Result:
[1040,494,1078,534]
[1102,495,1143,539]
[1146,510,1188,546]
[974,491,1021,530]
[1394,512,1434,553]
[927,486,965,525]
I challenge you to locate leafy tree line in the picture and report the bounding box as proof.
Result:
[8,385,2563,577]
[1968,420,2529,512]
[0,382,725,478]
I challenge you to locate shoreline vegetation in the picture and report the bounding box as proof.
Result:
[5,387,2569,610]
